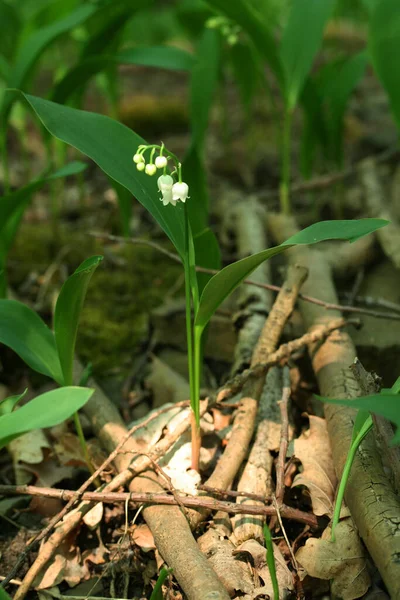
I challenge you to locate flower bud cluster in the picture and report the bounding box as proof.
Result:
[133,144,189,207]
[206,15,240,46]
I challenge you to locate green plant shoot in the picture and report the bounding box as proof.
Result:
[318,375,400,541]
[149,566,173,600]
[263,523,279,600]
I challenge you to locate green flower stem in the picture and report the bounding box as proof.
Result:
[68,366,96,479]
[331,415,373,541]
[73,410,95,476]
[280,105,293,216]
[263,524,279,600]
[183,202,201,470]
[150,566,173,600]
[193,325,203,425]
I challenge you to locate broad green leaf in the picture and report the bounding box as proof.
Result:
[321,52,368,165]
[0,299,62,383]
[368,0,400,129]
[204,0,283,85]
[280,0,335,109]
[184,29,219,236]
[18,93,186,256]
[1,3,96,123]
[230,41,260,114]
[193,227,221,295]
[195,219,388,330]
[300,78,327,178]
[0,55,10,81]
[184,145,210,235]
[0,389,27,416]
[190,28,220,149]
[391,376,400,394]
[80,0,139,57]
[54,256,103,386]
[183,147,221,294]
[0,586,12,600]
[195,245,286,330]
[0,0,21,61]
[319,393,400,445]
[0,386,93,448]
[280,219,388,245]
[52,47,195,104]
[118,46,195,71]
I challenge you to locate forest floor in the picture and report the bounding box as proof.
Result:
[1,50,400,600]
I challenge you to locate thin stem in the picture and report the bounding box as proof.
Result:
[193,325,202,426]
[263,524,279,600]
[150,567,173,600]
[280,106,293,215]
[183,203,199,470]
[73,411,95,477]
[331,416,373,541]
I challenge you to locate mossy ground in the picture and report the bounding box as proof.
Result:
[9,221,181,378]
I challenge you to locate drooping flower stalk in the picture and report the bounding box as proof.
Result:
[133,143,201,470]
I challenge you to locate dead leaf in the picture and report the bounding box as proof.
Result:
[35,552,90,590]
[234,538,293,600]
[8,429,50,484]
[34,554,67,590]
[53,433,87,468]
[83,502,103,530]
[198,528,254,597]
[131,524,156,552]
[296,517,371,599]
[293,415,337,516]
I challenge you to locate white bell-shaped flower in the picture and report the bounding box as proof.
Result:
[172,181,189,203]
[155,155,168,169]
[158,174,176,206]
[133,153,144,164]
[136,162,145,172]
[145,163,157,176]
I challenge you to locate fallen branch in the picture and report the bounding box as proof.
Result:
[216,317,358,403]
[232,265,307,544]
[0,485,319,528]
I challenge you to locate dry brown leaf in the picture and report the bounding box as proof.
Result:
[293,415,337,516]
[131,524,156,552]
[35,551,90,590]
[198,528,254,597]
[234,538,293,599]
[296,517,371,599]
[53,433,87,468]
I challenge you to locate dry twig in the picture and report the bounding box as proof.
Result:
[0,485,319,528]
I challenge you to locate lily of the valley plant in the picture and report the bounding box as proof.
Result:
[133,143,201,469]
